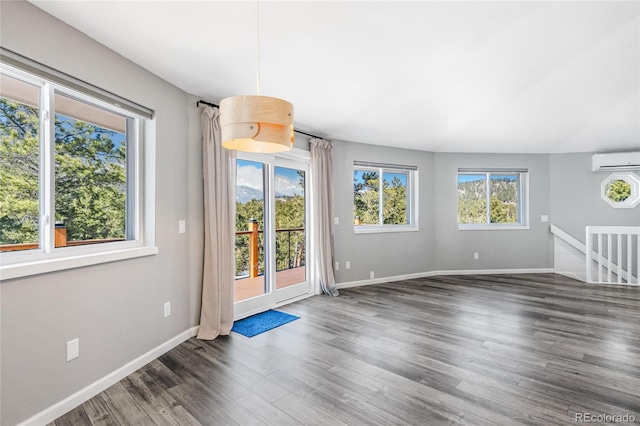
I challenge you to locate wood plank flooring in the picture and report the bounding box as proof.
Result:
[50,274,640,425]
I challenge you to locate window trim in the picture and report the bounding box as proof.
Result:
[353,162,419,234]
[600,172,640,208]
[1,47,153,119]
[0,59,157,281]
[457,168,529,231]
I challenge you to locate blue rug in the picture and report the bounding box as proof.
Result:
[231,309,300,338]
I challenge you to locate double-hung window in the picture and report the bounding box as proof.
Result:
[353,161,418,233]
[0,50,156,279]
[457,168,529,229]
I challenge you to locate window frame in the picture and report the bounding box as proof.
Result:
[600,172,640,208]
[0,59,156,281]
[353,161,419,234]
[457,168,529,230]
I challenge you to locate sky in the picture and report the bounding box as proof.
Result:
[237,159,304,197]
[353,170,408,187]
[56,113,126,151]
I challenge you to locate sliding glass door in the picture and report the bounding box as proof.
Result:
[234,153,310,318]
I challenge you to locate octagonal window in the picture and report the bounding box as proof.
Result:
[601,172,640,208]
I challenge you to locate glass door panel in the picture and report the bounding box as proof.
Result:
[234,155,310,318]
[235,159,266,302]
[275,166,306,290]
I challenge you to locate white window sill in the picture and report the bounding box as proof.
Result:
[458,224,530,231]
[354,226,419,234]
[0,246,158,281]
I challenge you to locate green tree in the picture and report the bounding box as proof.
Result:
[0,99,39,244]
[458,176,518,224]
[489,197,517,223]
[275,195,305,271]
[54,115,126,240]
[0,97,127,247]
[458,178,486,224]
[234,193,306,276]
[235,198,264,276]
[606,179,631,202]
[383,176,406,224]
[354,171,380,225]
[354,171,408,226]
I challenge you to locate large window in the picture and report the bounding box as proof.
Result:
[0,54,155,279]
[457,169,528,229]
[353,161,417,232]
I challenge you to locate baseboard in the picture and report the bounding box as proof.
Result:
[336,271,435,289]
[554,270,584,282]
[430,268,555,276]
[336,268,555,289]
[18,326,200,426]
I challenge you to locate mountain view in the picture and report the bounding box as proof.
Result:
[458,175,519,224]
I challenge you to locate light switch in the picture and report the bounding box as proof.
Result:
[541,215,549,223]
[67,338,79,362]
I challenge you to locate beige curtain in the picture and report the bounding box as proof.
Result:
[310,138,339,296]
[197,106,236,339]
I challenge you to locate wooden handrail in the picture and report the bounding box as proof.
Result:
[235,223,305,278]
[0,243,39,252]
[249,220,259,278]
[0,223,125,253]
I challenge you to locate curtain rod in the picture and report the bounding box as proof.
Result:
[196,99,326,140]
[197,100,219,108]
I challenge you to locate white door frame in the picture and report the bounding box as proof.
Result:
[234,148,314,319]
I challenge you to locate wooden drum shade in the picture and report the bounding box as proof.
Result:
[220,95,294,153]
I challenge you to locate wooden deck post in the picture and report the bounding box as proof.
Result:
[249,219,259,278]
[55,223,67,247]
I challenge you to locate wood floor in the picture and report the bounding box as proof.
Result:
[50,274,640,425]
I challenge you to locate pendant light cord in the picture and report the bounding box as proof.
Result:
[256,0,261,96]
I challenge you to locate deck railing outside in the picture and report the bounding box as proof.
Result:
[0,224,124,252]
[235,220,305,279]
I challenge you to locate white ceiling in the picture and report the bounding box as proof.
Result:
[30,1,639,154]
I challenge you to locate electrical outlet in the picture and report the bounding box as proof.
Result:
[334,217,339,226]
[335,262,339,271]
[179,220,186,234]
[541,215,549,223]
[346,261,351,269]
[66,338,79,362]
[474,252,479,260]
[370,271,375,279]
[164,302,171,318]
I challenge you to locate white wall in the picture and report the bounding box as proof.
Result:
[332,140,436,283]
[433,153,553,271]
[331,145,553,284]
[0,2,204,425]
[331,148,639,282]
[549,153,640,242]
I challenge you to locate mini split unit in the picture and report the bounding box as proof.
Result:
[592,152,640,171]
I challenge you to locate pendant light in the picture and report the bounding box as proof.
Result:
[220,1,294,153]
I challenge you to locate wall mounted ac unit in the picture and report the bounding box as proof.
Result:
[592,152,640,171]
